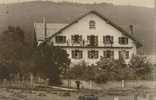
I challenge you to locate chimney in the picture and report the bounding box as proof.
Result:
[129,25,134,35]
[43,17,47,40]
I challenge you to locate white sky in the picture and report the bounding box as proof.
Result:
[0,0,155,8]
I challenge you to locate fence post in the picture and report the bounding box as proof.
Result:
[134,95,138,100]
[30,73,34,89]
[114,96,119,100]
[89,80,92,89]
[121,80,125,88]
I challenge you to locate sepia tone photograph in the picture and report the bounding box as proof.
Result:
[0,0,155,100]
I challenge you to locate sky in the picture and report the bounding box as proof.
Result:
[0,0,155,8]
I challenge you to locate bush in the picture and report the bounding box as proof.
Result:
[68,61,96,81]
[129,55,152,80]
[67,55,153,83]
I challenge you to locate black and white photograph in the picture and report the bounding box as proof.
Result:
[0,0,155,100]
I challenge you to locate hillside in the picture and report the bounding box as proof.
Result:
[0,1,155,55]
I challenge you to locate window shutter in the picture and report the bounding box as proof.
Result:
[104,51,106,58]
[63,36,66,43]
[119,37,121,44]
[87,36,90,41]
[111,51,114,58]
[79,35,82,41]
[126,38,128,44]
[87,36,90,45]
[119,51,122,59]
[95,51,98,58]
[55,36,58,43]
[126,51,129,59]
[71,35,74,41]
[88,51,91,58]
[103,36,106,43]
[95,36,98,46]
[80,51,83,58]
[111,36,114,44]
[72,50,74,58]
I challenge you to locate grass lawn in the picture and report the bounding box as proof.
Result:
[0,87,155,100]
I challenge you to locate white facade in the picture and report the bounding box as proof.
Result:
[34,11,141,65]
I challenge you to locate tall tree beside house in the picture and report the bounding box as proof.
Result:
[32,43,70,86]
[0,26,30,80]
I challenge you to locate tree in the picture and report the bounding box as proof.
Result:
[67,55,153,84]
[94,57,134,83]
[68,61,96,81]
[129,55,152,80]
[32,43,70,85]
[0,26,30,80]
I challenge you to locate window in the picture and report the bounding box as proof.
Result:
[119,37,128,45]
[55,36,66,43]
[119,51,129,59]
[87,35,98,46]
[103,35,114,44]
[104,50,114,58]
[88,50,99,59]
[71,35,82,43]
[72,50,83,59]
[89,20,96,29]
[125,51,129,59]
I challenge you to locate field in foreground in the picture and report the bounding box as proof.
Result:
[0,88,155,100]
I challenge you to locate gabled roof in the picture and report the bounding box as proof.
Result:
[44,10,142,48]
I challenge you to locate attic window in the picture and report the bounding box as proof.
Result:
[89,20,96,29]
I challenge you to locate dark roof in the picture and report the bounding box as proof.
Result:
[45,10,142,48]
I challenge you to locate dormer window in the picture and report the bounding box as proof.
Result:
[89,20,96,29]
[119,37,128,45]
[103,35,114,44]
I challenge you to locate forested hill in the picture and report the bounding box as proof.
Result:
[0,1,155,55]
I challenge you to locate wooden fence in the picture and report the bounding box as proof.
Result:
[62,80,156,90]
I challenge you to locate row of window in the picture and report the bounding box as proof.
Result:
[72,50,129,59]
[55,35,128,45]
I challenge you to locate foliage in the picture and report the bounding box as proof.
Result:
[0,26,71,86]
[32,43,70,86]
[129,55,152,80]
[68,55,152,83]
[94,57,133,83]
[0,26,30,80]
[68,61,96,81]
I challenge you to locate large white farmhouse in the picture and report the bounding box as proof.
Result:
[34,11,142,65]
